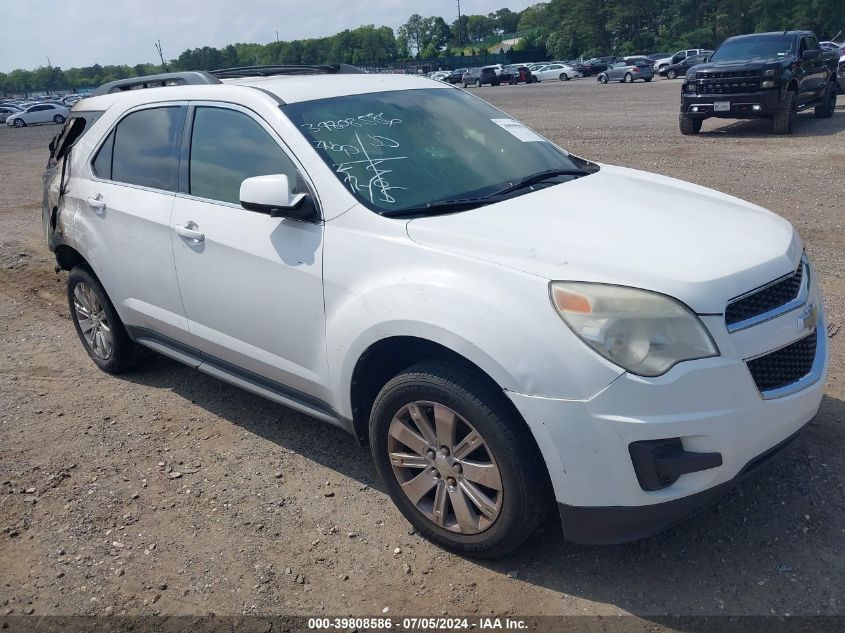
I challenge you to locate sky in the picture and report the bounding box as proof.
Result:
[0,0,537,73]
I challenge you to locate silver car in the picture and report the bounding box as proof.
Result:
[597,61,655,83]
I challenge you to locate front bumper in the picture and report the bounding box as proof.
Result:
[681,87,781,118]
[507,292,827,544]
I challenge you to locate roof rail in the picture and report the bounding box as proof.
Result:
[210,64,365,79]
[92,71,221,96]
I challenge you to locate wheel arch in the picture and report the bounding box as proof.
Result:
[348,332,518,445]
[55,243,89,272]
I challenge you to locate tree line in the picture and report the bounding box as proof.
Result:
[2,0,841,95]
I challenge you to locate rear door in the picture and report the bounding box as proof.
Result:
[72,104,191,344]
[170,103,328,401]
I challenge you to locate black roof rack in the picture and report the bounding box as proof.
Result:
[210,64,365,79]
[92,71,221,96]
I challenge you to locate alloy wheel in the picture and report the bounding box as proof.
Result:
[72,281,114,360]
[387,401,503,534]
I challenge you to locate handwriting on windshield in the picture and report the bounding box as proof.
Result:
[301,112,402,133]
[333,131,407,205]
[312,134,400,157]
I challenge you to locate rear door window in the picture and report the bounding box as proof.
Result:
[109,106,185,191]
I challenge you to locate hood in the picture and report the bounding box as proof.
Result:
[406,165,799,314]
[693,59,779,72]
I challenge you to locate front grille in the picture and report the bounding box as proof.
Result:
[747,331,817,393]
[698,81,760,94]
[725,263,803,327]
[695,70,762,79]
[695,71,762,94]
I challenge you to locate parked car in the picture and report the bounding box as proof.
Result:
[623,56,654,66]
[446,68,468,84]
[0,104,23,122]
[680,31,839,134]
[500,65,533,84]
[597,60,655,83]
[45,67,828,557]
[647,52,672,61]
[5,103,69,127]
[654,49,711,73]
[429,71,450,82]
[532,63,579,82]
[582,56,623,74]
[820,41,845,55]
[660,53,710,79]
[462,66,500,87]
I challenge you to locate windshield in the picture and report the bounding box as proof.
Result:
[282,88,583,214]
[710,35,793,62]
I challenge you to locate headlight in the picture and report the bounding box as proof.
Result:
[761,80,776,89]
[550,282,719,376]
[763,69,777,77]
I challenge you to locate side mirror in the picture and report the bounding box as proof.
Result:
[801,49,821,60]
[239,174,317,221]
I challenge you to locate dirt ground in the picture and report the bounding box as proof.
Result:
[1,78,843,625]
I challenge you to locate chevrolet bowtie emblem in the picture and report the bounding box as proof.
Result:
[798,304,817,333]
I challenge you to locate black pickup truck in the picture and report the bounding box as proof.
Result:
[680,30,839,135]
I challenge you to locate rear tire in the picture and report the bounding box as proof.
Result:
[475,79,481,88]
[53,114,65,124]
[814,81,836,118]
[679,114,702,135]
[667,69,677,79]
[624,73,633,83]
[370,361,550,558]
[645,77,653,82]
[67,266,140,374]
[598,75,608,84]
[772,90,796,134]
[559,73,569,81]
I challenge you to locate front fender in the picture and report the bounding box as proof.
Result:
[322,207,624,418]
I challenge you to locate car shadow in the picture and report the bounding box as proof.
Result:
[701,107,845,137]
[119,354,845,619]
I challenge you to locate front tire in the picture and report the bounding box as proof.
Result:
[772,90,797,134]
[370,361,549,558]
[475,79,481,88]
[815,81,836,118]
[679,114,702,135]
[67,266,139,374]
[13,118,25,127]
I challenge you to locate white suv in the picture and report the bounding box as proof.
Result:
[43,66,828,557]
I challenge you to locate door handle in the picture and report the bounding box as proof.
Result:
[86,194,106,210]
[175,222,205,243]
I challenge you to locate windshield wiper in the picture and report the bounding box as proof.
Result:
[381,168,594,218]
[381,196,508,218]
[490,168,591,196]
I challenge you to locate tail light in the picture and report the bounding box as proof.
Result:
[632,67,640,72]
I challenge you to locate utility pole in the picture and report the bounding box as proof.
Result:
[155,39,169,73]
[276,30,280,42]
[46,56,52,68]
[456,0,462,48]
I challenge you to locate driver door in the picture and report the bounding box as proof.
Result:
[170,103,329,402]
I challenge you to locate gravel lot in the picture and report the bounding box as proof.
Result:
[1,78,843,624]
